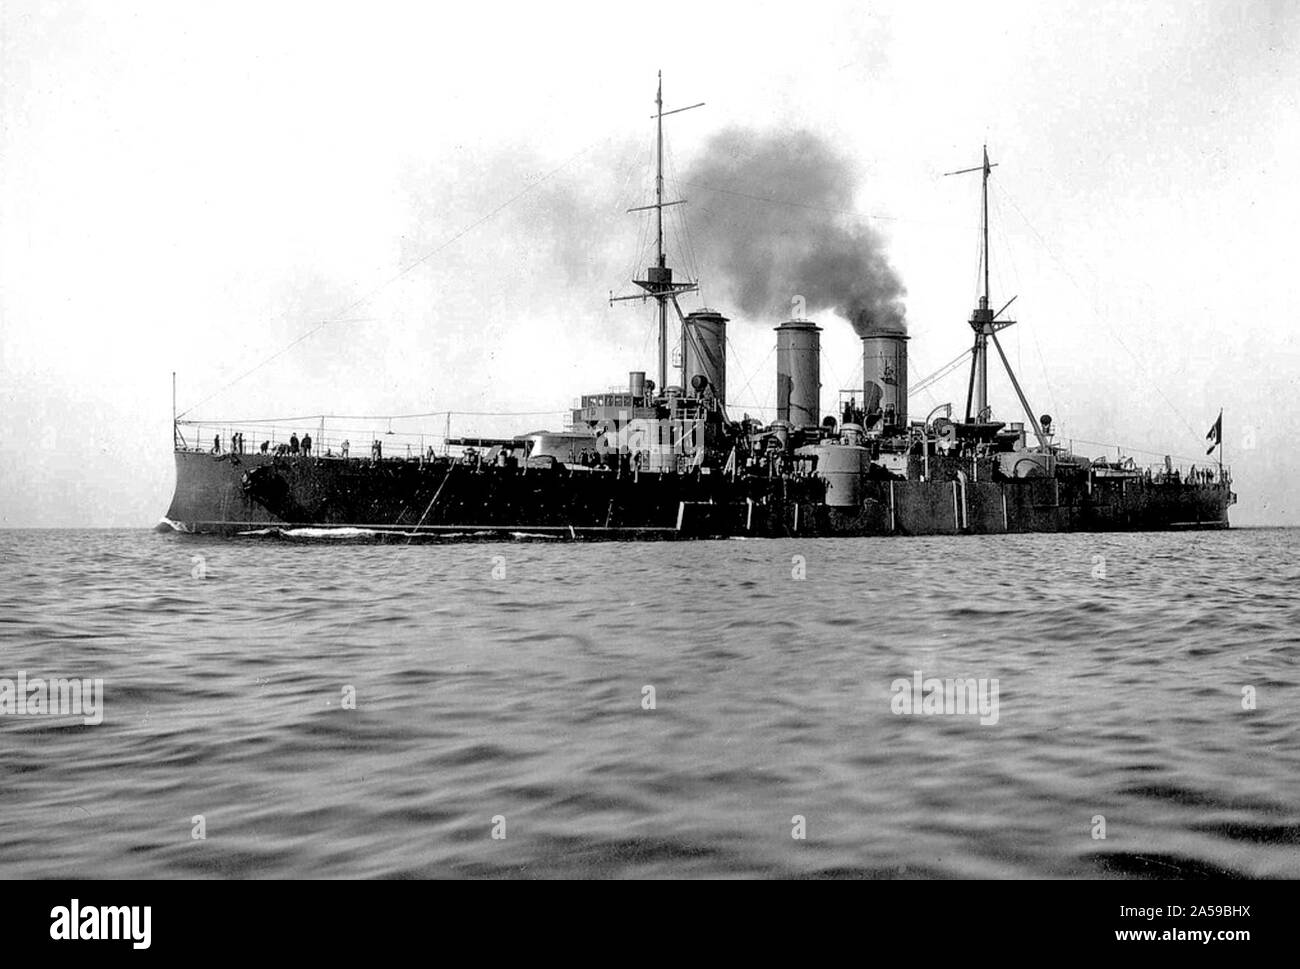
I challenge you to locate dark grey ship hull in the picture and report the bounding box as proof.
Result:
[162,450,1234,539]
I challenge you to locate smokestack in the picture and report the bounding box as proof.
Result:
[862,330,908,431]
[682,309,728,408]
[775,319,822,428]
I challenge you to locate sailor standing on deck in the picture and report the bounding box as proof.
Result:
[302,433,312,456]
[290,433,299,455]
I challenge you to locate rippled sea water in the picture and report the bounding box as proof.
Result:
[1,527,1297,879]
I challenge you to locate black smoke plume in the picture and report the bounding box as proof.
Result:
[683,127,906,335]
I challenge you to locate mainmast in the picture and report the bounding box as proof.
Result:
[981,145,991,313]
[944,147,1049,448]
[654,76,668,389]
[611,72,702,393]
[944,146,1007,423]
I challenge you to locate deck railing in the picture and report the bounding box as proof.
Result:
[174,412,567,462]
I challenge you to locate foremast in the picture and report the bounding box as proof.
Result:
[610,72,703,392]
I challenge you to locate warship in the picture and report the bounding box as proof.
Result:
[162,77,1235,540]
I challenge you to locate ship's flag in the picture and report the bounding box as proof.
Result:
[1206,410,1222,455]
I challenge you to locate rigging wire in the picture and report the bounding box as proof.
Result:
[994,183,1204,449]
[910,347,972,397]
[906,349,941,410]
[818,344,849,419]
[178,137,610,420]
[626,127,657,284]
[683,180,985,235]
[729,343,776,418]
[638,313,657,364]
[723,335,757,414]
[682,181,905,224]
[989,187,1060,423]
[726,401,778,416]
[617,127,661,354]
[664,141,703,298]
[1069,437,1210,467]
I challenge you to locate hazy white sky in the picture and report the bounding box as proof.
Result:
[2,0,1297,525]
